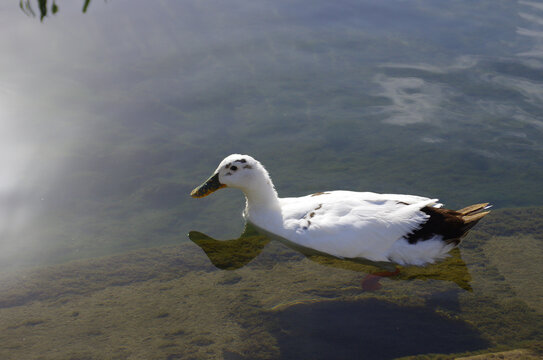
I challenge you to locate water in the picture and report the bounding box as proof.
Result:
[1,0,542,358]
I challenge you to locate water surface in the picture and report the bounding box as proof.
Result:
[1,1,543,358]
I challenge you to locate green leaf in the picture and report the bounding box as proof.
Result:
[82,0,90,13]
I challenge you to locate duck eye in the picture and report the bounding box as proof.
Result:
[230,165,238,171]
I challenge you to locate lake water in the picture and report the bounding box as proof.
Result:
[1,1,543,359]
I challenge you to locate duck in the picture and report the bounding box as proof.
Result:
[190,154,490,266]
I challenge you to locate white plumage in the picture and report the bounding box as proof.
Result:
[191,154,489,266]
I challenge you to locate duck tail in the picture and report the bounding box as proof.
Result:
[405,203,491,246]
[456,202,491,215]
[456,203,491,232]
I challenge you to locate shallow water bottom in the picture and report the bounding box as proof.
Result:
[0,208,542,359]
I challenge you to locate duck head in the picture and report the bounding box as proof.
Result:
[190,154,266,198]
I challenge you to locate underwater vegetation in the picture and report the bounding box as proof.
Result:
[0,207,542,359]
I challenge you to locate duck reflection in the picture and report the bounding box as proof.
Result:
[188,223,472,291]
[189,224,271,271]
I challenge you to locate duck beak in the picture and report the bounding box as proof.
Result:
[190,173,226,198]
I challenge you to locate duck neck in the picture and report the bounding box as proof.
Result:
[242,178,282,226]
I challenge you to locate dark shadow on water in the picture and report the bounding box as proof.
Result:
[425,288,463,313]
[189,223,473,291]
[270,298,489,360]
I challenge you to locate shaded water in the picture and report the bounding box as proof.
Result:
[1,0,543,358]
[272,298,489,359]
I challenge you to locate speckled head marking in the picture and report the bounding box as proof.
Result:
[225,159,247,172]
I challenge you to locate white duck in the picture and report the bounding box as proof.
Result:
[190,154,490,266]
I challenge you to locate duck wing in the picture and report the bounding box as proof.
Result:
[279,191,439,262]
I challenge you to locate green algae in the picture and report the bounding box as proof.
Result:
[456,349,542,360]
[483,235,543,313]
[0,207,542,359]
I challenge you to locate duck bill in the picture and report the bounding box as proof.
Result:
[190,173,226,198]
